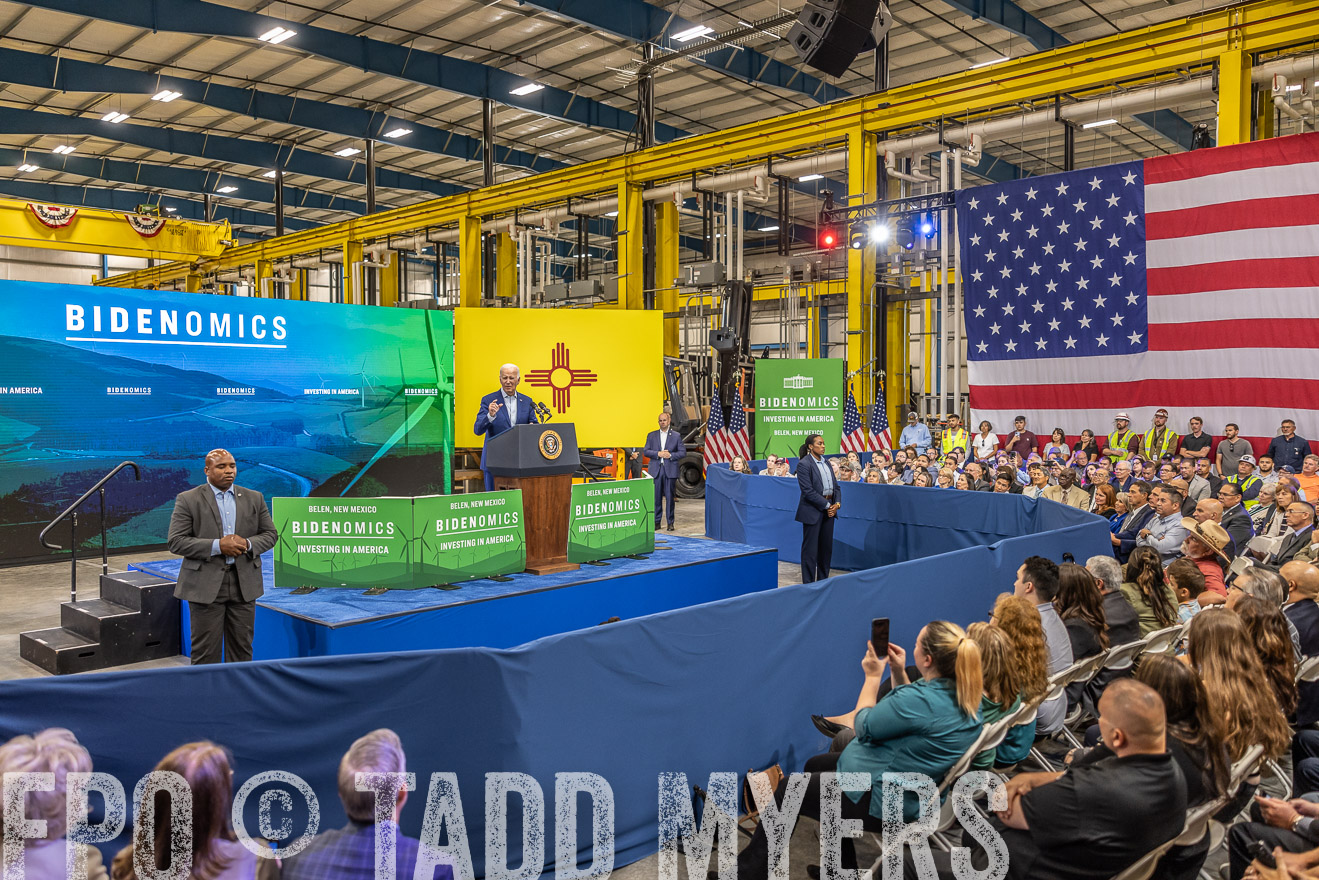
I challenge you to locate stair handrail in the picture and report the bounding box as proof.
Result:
[38,461,141,603]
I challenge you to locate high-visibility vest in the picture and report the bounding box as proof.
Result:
[1228,473,1262,509]
[940,428,969,456]
[1142,428,1181,460]
[1106,429,1137,461]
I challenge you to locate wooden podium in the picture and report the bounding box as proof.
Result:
[486,423,581,575]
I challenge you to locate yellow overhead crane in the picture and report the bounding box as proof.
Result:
[0,196,231,264]
[93,0,1319,405]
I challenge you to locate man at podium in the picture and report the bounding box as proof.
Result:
[474,363,537,491]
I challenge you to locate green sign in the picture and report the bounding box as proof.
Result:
[568,478,655,563]
[413,491,526,586]
[753,358,845,458]
[273,497,416,589]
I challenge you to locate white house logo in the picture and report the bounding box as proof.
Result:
[783,375,814,389]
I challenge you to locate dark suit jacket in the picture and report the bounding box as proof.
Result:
[1288,599,1319,726]
[1114,505,1156,563]
[643,429,687,480]
[1271,526,1317,567]
[795,455,840,525]
[167,483,277,604]
[473,390,537,469]
[1221,504,1254,556]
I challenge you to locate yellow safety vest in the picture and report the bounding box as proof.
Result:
[1142,428,1180,460]
[940,428,969,456]
[1107,429,1137,461]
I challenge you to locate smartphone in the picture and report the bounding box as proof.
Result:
[871,618,890,656]
[1248,839,1277,869]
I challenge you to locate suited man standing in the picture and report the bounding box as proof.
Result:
[643,411,686,531]
[473,363,537,491]
[796,433,841,583]
[167,449,278,664]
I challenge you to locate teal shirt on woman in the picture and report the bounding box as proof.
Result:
[837,677,984,820]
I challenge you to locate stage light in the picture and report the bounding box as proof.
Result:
[896,217,916,250]
[920,217,935,237]
[510,83,544,96]
[258,26,296,44]
[383,127,412,138]
[672,25,713,42]
[849,227,866,249]
[870,223,889,243]
[52,145,76,155]
[152,90,182,102]
[820,228,838,249]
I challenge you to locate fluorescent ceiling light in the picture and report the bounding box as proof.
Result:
[101,111,130,123]
[152,90,182,102]
[1286,83,1303,92]
[334,147,362,157]
[216,185,238,194]
[1082,118,1118,129]
[164,207,177,212]
[604,211,619,217]
[17,163,38,172]
[797,173,823,182]
[970,56,1009,69]
[263,170,278,178]
[258,26,296,44]
[52,145,76,155]
[672,24,713,42]
[383,127,413,138]
[509,82,544,96]
[757,225,780,232]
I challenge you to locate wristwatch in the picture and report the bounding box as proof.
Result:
[1291,814,1305,833]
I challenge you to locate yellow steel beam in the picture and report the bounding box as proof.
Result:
[847,129,878,408]
[0,197,231,264]
[1218,47,1254,146]
[343,239,364,305]
[617,182,645,310]
[256,259,273,299]
[95,0,1319,291]
[655,201,680,356]
[379,250,400,307]
[495,233,516,299]
[459,217,482,308]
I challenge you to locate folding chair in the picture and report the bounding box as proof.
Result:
[1142,624,1184,656]
[1297,654,1319,684]
[1029,652,1109,764]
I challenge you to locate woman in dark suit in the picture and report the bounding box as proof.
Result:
[796,433,840,583]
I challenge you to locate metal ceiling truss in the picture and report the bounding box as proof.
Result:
[28,0,688,141]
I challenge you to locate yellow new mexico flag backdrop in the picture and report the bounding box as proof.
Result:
[455,308,664,449]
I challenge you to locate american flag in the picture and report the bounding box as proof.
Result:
[840,386,868,454]
[870,380,893,451]
[704,384,751,464]
[958,132,1319,446]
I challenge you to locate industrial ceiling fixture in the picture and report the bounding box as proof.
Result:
[334,147,362,157]
[509,83,544,96]
[17,163,38,172]
[101,111,130,123]
[1082,118,1118,129]
[216,185,238,194]
[383,127,412,138]
[258,26,297,44]
[52,145,76,155]
[671,24,713,42]
[152,90,182,102]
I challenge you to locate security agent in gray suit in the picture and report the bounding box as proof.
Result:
[167,449,278,664]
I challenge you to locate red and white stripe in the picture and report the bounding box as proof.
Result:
[840,430,869,455]
[970,132,1319,446]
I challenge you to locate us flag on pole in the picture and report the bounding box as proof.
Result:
[957,132,1319,445]
[840,386,868,454]
[870,380,893,451]
[703,384,751,464]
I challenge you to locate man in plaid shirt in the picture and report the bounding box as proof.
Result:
[281,729,453,880]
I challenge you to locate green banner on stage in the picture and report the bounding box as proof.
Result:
[568,478,655,563]
[753,359,845,458]
[413,491,526,586]
[272,497,416,589]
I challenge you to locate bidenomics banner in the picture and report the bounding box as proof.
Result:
[753,358,845,458]
[0,280,454,563]
[568,478,655,563]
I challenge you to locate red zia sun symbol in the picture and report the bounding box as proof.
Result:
[524,342,598,413]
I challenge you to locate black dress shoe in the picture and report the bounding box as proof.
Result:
[654,522,661,530]
[812,714,845,737]
[667,523,675,531]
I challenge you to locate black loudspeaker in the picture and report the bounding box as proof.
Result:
[788,0,882,77]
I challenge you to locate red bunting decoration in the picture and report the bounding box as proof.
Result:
[27,203,78,228]
[125,213,167,237]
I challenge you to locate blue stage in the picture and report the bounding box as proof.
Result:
[130,534,779,659]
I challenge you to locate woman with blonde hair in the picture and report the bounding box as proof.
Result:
[1187,610,1292,760]
[112,742,256,880]
[966,621,1034,768]
[739,621,983,879]
[0,728,106,879]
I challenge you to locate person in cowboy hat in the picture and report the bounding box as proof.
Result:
[1102,412,1140,463]
[1180,517,1231,602]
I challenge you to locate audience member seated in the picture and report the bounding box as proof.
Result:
[1135,484,1190,567]
[1113,480,1156,564]
[736,622,985,880]
[1261,478,1303,539]
[1054,562,1110,661]
[935,467,955,488]
[1282,561,1319,727]
[1198,457,1223,496]
[1044,467,1089,509]
[953,472,972,490]
[280,729,441,880]
[1085,554,1143,648]
[1219,482,1256,553]
[1227,455,1265,509]
[1227,791,1319,880]
[1121,546,1181,638]
[758,454,779,475]
[990,594,1052,744]
[1166,557,1206,622]
[1181,519,1230,600]
[1180,457,1212,503]
[112,742,257,880]
[863,466,884,484]
[930,679,1187,880]
[966,621,1035,768]
[0,728,107,880]
[730,455,754,475]
[1092,483,1117,518]
[1235,595,1300,725]
[1254,483,1280,532]
[1013,556,1072,735]
[1257,501,1317,570]
[1022,462,1049,499]
[911,469,933,488]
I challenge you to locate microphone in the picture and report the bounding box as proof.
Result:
[534,402,552,423]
